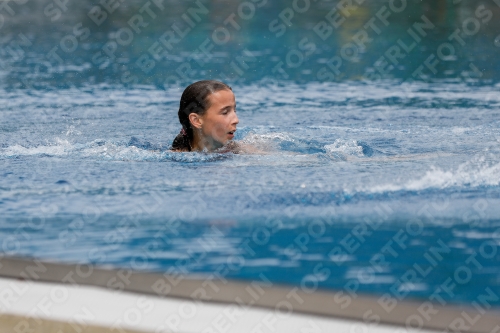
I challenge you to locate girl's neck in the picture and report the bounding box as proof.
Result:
[191,131,223,152]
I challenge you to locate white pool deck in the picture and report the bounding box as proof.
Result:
[0,257,498,333]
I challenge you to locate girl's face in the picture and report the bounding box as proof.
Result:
[198,89,239,146]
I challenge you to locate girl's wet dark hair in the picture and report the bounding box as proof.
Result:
[171,80,232,151]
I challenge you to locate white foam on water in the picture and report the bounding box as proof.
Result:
[240,132,294,150]
[367,156,500,193]
[325,139,364,157]
[80,140,162,161]
[1,138,72,157]
[0,137,233,163]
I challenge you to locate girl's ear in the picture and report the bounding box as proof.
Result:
[189,113,203,129]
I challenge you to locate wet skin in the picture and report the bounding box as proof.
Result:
[190,89,239,152]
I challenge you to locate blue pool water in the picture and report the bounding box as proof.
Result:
[1,81,500,306]
[1,0,500,307]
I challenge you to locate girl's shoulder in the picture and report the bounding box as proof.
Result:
[218,141,268,154]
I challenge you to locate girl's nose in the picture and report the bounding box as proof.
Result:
[233,113,239,125]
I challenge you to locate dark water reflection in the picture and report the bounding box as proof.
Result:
[1,0,499,87]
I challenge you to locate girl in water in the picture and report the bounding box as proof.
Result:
[171,80,240,152]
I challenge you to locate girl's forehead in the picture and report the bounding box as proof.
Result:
[209,90,235,103]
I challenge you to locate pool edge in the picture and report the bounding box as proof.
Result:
[0,255,498,333]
